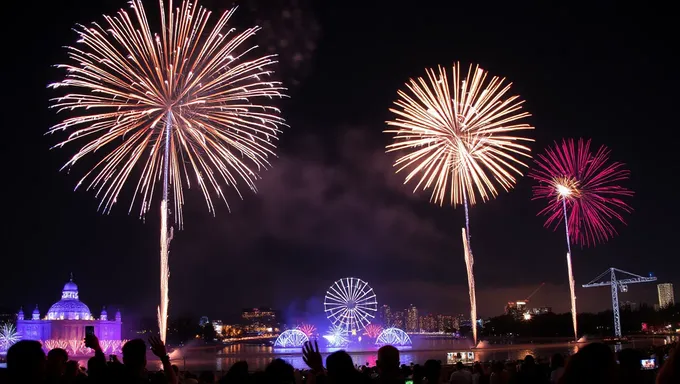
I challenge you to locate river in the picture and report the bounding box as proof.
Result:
[165,337,661,372]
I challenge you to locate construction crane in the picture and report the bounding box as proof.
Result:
[582,268,656,338]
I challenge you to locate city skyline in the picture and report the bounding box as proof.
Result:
[1,0,677,320]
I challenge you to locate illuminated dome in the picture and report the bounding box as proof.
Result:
[47,276,92,320]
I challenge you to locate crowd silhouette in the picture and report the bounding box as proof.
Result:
[1,335,679,384]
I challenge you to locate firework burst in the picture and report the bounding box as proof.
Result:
[363,324,383,339]
[529,138,633,340]
[385,63,533,346]
[297,324,317,337]
[49,0,286,341]
[0,323,21,352]
[530,138,633,247]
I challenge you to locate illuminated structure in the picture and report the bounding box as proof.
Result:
[658,283,675,309]
[376,327,412,346]
[419,314,437,332]
[16,276,122,351]
[323,325,349,347]
[242,308,278,333]
[378,305,391,326]
[505,301,527,318]
[324,277,377,335]
[274,329,308,348]
[406,305,418,332]
[583,268,656,338]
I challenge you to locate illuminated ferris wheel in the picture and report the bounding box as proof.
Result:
[324,277,378,334]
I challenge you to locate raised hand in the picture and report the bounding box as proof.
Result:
[84,334,102,352]
[302,340,323,373]
[148,335,168,358]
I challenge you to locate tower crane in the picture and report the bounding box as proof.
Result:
[582,268,656,338]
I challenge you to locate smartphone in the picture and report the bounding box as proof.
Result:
[85,326,95,337]
[641,358,656,370]
[405,381,413,384]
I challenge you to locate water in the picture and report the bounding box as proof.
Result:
[166,338,658,372]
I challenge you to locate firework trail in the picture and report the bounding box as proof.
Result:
[49,0,286,341]
[385,63,533,345]
[461,228,477,346]
[529,138,633,340]
[0,323,21,352]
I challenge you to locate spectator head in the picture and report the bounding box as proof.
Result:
[455,361,464,370]
[561,342,618,384]
[326,350,355,379]
[265,358,294,383]
[377,345,400,373]
[121,339,147,372]
[6,340,46,383]
[46,348,68,375]
[424,359,441,381]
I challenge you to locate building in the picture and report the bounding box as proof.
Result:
[436,315,454,333]
[419,313,437,332]
[505,301,528,318]
[378,305,391,326]
[406,305,418,332]
[528,307,552,315]
[393,311,405,329]
[620,301,638,311]
[16,276,122,354]
[242,307,278,333]
[452,314,465,330]
[212,320,223,335]
[658,283,675,309]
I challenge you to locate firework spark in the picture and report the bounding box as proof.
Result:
[529,138,633,247]
[363,324,383,339]
[49,0,286,341]
[0,323,21,352]
[529,138,633,340]
[385,63,533,346]
[297,324,317,338]
[461,228,477,347]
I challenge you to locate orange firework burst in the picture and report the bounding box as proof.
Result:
[385,63,534,346]
[49,0,286,341]
[385,63,533,206]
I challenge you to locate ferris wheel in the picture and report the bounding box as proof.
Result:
[324,277,378,334]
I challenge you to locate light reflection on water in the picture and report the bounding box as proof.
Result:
[169,338,654,373]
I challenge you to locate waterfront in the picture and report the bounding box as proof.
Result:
[165,337,660,372]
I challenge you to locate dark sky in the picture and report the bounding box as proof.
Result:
[1,0,677,322]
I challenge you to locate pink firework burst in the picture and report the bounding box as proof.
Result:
[363,324,383,339]
[297,324,316,337]
[529,138,633,247]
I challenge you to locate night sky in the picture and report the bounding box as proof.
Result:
[1,0,677,322]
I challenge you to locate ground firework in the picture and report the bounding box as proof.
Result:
[385,63,533,346]
[49,0,286,341]
[529,138,633,340]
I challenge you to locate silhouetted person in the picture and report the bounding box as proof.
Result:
[326,350,358,383]
[6,340,46,384]
[558,343,618,384]
[46,347,69,383]
[618,348,644,384]
[265,358,295,384]
[424,359,441,383]
[450,362,472,384]
[199,371,216,384]
[549,354,565,384]
[376,345,404,384]
[220,361,249,384]
[657,342,680,384]
[517,355,546,384]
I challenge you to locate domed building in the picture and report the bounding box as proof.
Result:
[16,275,122,344]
